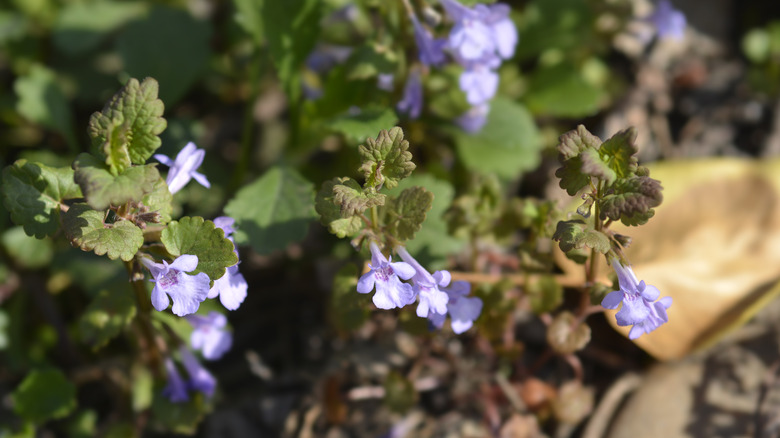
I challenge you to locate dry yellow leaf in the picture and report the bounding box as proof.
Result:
[556,158,780,360]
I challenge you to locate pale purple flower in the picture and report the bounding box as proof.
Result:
[186,312,233,360]
[141,255,210,317]
[357,242,417,309]
[208,265,248,311]
[180,347,216,397]
[395,246,450,318]
[601,259,672,339]
[412,15,447,67]
[646,0,686,40]
[459,66,499,105]
[397,71,424,119]
[455,103,490,133]
[209,216,248,310]
[442,280,483,334]
[162,358,189,403]
[377,73,395,91]
[441,0,517,65]
[154,142,210,195]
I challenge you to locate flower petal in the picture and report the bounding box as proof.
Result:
[170,254,199,273]
[357,271,376,294]
[389,261,416,280]
[151,285,170,311]
[168,272,211,316]
[601,290,623,309]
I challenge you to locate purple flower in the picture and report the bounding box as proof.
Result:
[180,347,217,397]
[411,15,447,67]
[209,216,248,310]
[646,0,686,40]
[141,255,211,317]
[397,71,424,119]
[442,280,483,334]
[395,246,450,318]
[162,358,189,403]
[455,103,490,133]
[208,265,248,311]
[357,242,417,309]
[441,0,517,66]
[601,259,672,339]
[186,312,233,360]
[377,73,395,91]
[459,66,499,105]
[154,142,210,195]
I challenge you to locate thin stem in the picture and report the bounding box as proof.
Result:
[125,260,162,371]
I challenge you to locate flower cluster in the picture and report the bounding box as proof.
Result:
[162,346,218,402]
[209,216,248,311]
[403,0,518,132]
[358,242,482,334]
[645,0,686,41]
[601,259,672,339]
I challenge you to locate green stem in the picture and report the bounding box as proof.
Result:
[125,260,162,371]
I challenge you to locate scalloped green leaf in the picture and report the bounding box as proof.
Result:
[332,178,385,216]
[63,203,144,261]
[12,368,77,423]
[385,186,433,242]
[73,153,160,210]
[141,177,173,224]
[359,127,416,189]
[161,216,238,282]
[599,176,663,226]
[88,77,166,173]
[79,289,136,350]
[552,219,610,254]
[558,125,602,160]
[315,177,365,238]
[2,160,82,238]
[555,154,592,196]
[224,167,317,254]
[600,127,639,180]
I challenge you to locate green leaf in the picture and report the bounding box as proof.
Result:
[315,177,365,238]
[14,64,76,147]
[385,175,465,267]
[599,176,663,226]
[599,127,639,180]
[224,167,317,255]
[359,127,416,189]
[524,62,605,118]
[552,219,610,254]
[79,289,136,350]
[88,77,167,173]
[161,216,238,282]
[453,98,542,179]
[233,0,264,44]
[327,107,399,143]
[260,0,321,99]
[329,264,369,332]
[557,124,602,160]
[555,125,603,195]
[12,368,77,423]
[331,178,385,216]
[1,226,53,269]
[53,1,147,55]
[117,7,211,105]
[1,160,82,238]
[580,147,616,184]
[345,43,397,80]
[141,178,173,224]
[385,186,433,242]
[151,390,209,434]
[73,153,160,211]
[63,203,144,261]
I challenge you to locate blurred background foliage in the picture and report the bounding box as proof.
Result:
[2,0,780,436]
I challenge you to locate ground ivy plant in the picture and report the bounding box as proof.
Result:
[1,78,246,434]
